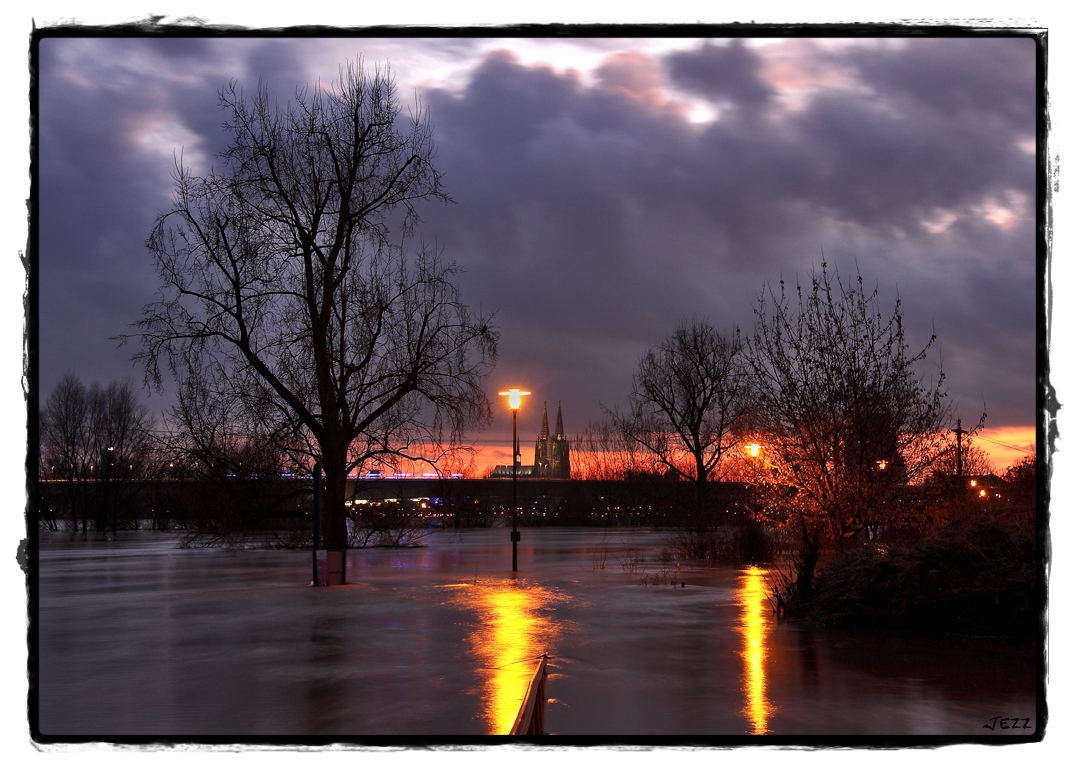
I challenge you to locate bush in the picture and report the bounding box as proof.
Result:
[781,518,1037,636]
[666,518,778,566]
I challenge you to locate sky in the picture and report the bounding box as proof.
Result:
[32,30,1040,473]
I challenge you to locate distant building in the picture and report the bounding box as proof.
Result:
[533,402,571,479]
[490,401,572,479]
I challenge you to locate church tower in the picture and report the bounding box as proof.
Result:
[550,402,571,478]
[534,403,551,477]
[533,401,571,478]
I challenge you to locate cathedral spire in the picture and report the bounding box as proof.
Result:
[532,400,570,479]
[534,402,551,477]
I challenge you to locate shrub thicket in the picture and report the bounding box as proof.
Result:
[775,517,1037,636]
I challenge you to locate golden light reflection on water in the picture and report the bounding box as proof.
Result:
[737,566,774,734]
[445,580,563,734]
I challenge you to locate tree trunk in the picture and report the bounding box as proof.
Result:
[320,446,350,584]
[796,522,820,602]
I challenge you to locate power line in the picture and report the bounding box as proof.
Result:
[973,434,1035,454]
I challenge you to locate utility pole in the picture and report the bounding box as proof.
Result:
[952,419,967,478]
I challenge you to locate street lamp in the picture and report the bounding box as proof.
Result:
[499,388,530,572]
[744,442,780,479]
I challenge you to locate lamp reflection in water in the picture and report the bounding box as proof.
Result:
[737,566,774,734]
[445,579,563,734]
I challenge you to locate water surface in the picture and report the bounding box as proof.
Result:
[36,527,1038,738]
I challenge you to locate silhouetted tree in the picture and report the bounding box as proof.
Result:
[131,60,497,572]
[610,318,746,509]
[154,365,310,545]
[40,373,153,533]
[746,264,955,588]
[39,371,89,531]
[1002,453,1037,522]
[607,319,748,558]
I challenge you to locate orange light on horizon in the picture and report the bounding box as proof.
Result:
[975,426,1035,472]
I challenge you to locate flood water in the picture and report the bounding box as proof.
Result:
[35,527,1039,739]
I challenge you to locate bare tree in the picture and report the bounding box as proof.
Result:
[154,363,309,545]
[746,263,955,582]
[40,373,153,533]
[39,371,89,531]
[131,60,497,577]
[571,417,650,482]
[610,319,747,508]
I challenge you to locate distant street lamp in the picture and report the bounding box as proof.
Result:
[499,388,530,572]
[744,442,780,479]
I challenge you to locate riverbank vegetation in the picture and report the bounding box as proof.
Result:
[767,455,1039,636]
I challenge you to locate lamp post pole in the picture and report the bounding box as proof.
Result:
[512,407,519,572]
[499,388,529,573]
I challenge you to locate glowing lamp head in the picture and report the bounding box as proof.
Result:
[876,459,888,470]
[499,388,530,411]
[745,443,762,458]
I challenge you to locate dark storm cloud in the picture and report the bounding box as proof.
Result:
[421,49,719,364]
[844,37,1037,127]
[242,39,315,96]
[133,37,215,60]
[37,39,255,400]
[35,35,1038,448]
[38,42,177,393]
[666,39,775,107]
[415,39,1036,430]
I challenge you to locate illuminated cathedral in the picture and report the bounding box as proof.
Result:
[490,401,572,479]
[533,402,571,479]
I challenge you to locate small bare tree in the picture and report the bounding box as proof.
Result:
[746,263,956,596]
[40,373,153,533]
[611,319,747,505]
[608,319,748,557]
[130,60,497,577]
